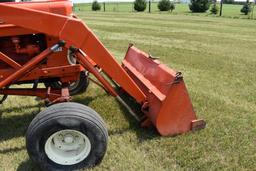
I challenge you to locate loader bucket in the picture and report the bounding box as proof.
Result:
[122,45,205,136]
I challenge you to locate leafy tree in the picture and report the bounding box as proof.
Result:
[189,0,211,12]
[92,1,101,11]
[210,3,219,14]
[158,0,171,11]
[134,0,147,12]
[241,0,252,15]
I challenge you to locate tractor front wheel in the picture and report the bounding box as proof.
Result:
[26,102,108,171]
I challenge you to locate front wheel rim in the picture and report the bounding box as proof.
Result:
[45,129,91,165]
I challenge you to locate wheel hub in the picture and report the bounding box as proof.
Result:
[45,129,91,165]
[64,134,74,144]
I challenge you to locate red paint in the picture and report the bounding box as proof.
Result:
[0,0,205,136]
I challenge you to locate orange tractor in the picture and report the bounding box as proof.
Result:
[0,0,205,170]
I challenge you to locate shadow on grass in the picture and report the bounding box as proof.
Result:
[74,93,160,142]
[0,93,159,170]
[0,104,40,170]
[114,95,160,142]
[0,107,39,141]
[0,104,42,113]
[73,94,104,106]
[17,159,39,171]
[0,146,25,154]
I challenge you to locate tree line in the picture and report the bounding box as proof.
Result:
[91,0,255,16]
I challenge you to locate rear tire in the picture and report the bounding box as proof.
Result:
[45,71,89,96]
[26,102,108,171]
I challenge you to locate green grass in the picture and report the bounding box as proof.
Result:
[1,11,256,170]
[74,3,256,19]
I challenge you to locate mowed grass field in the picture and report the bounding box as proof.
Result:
[1,11,256,171]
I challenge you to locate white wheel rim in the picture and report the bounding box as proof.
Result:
[45,129,91,165]
[67,49,77,65]
[57,81,79,90]
[69,81,80,90]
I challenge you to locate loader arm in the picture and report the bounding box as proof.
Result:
[0,1,205,136]
[0,3,146,103]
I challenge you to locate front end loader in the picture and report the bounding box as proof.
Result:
[0,0,205,170]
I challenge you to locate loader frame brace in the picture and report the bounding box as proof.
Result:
[0,1,205,136]
[0,3,147,103]
[0,41,71,103]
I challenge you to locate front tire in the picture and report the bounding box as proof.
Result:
[26,102,108,171]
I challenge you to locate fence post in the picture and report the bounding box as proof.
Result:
[219,0,223,16]
[251,1,255,19]
[103,2,105,12]
[149,0,151,13]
